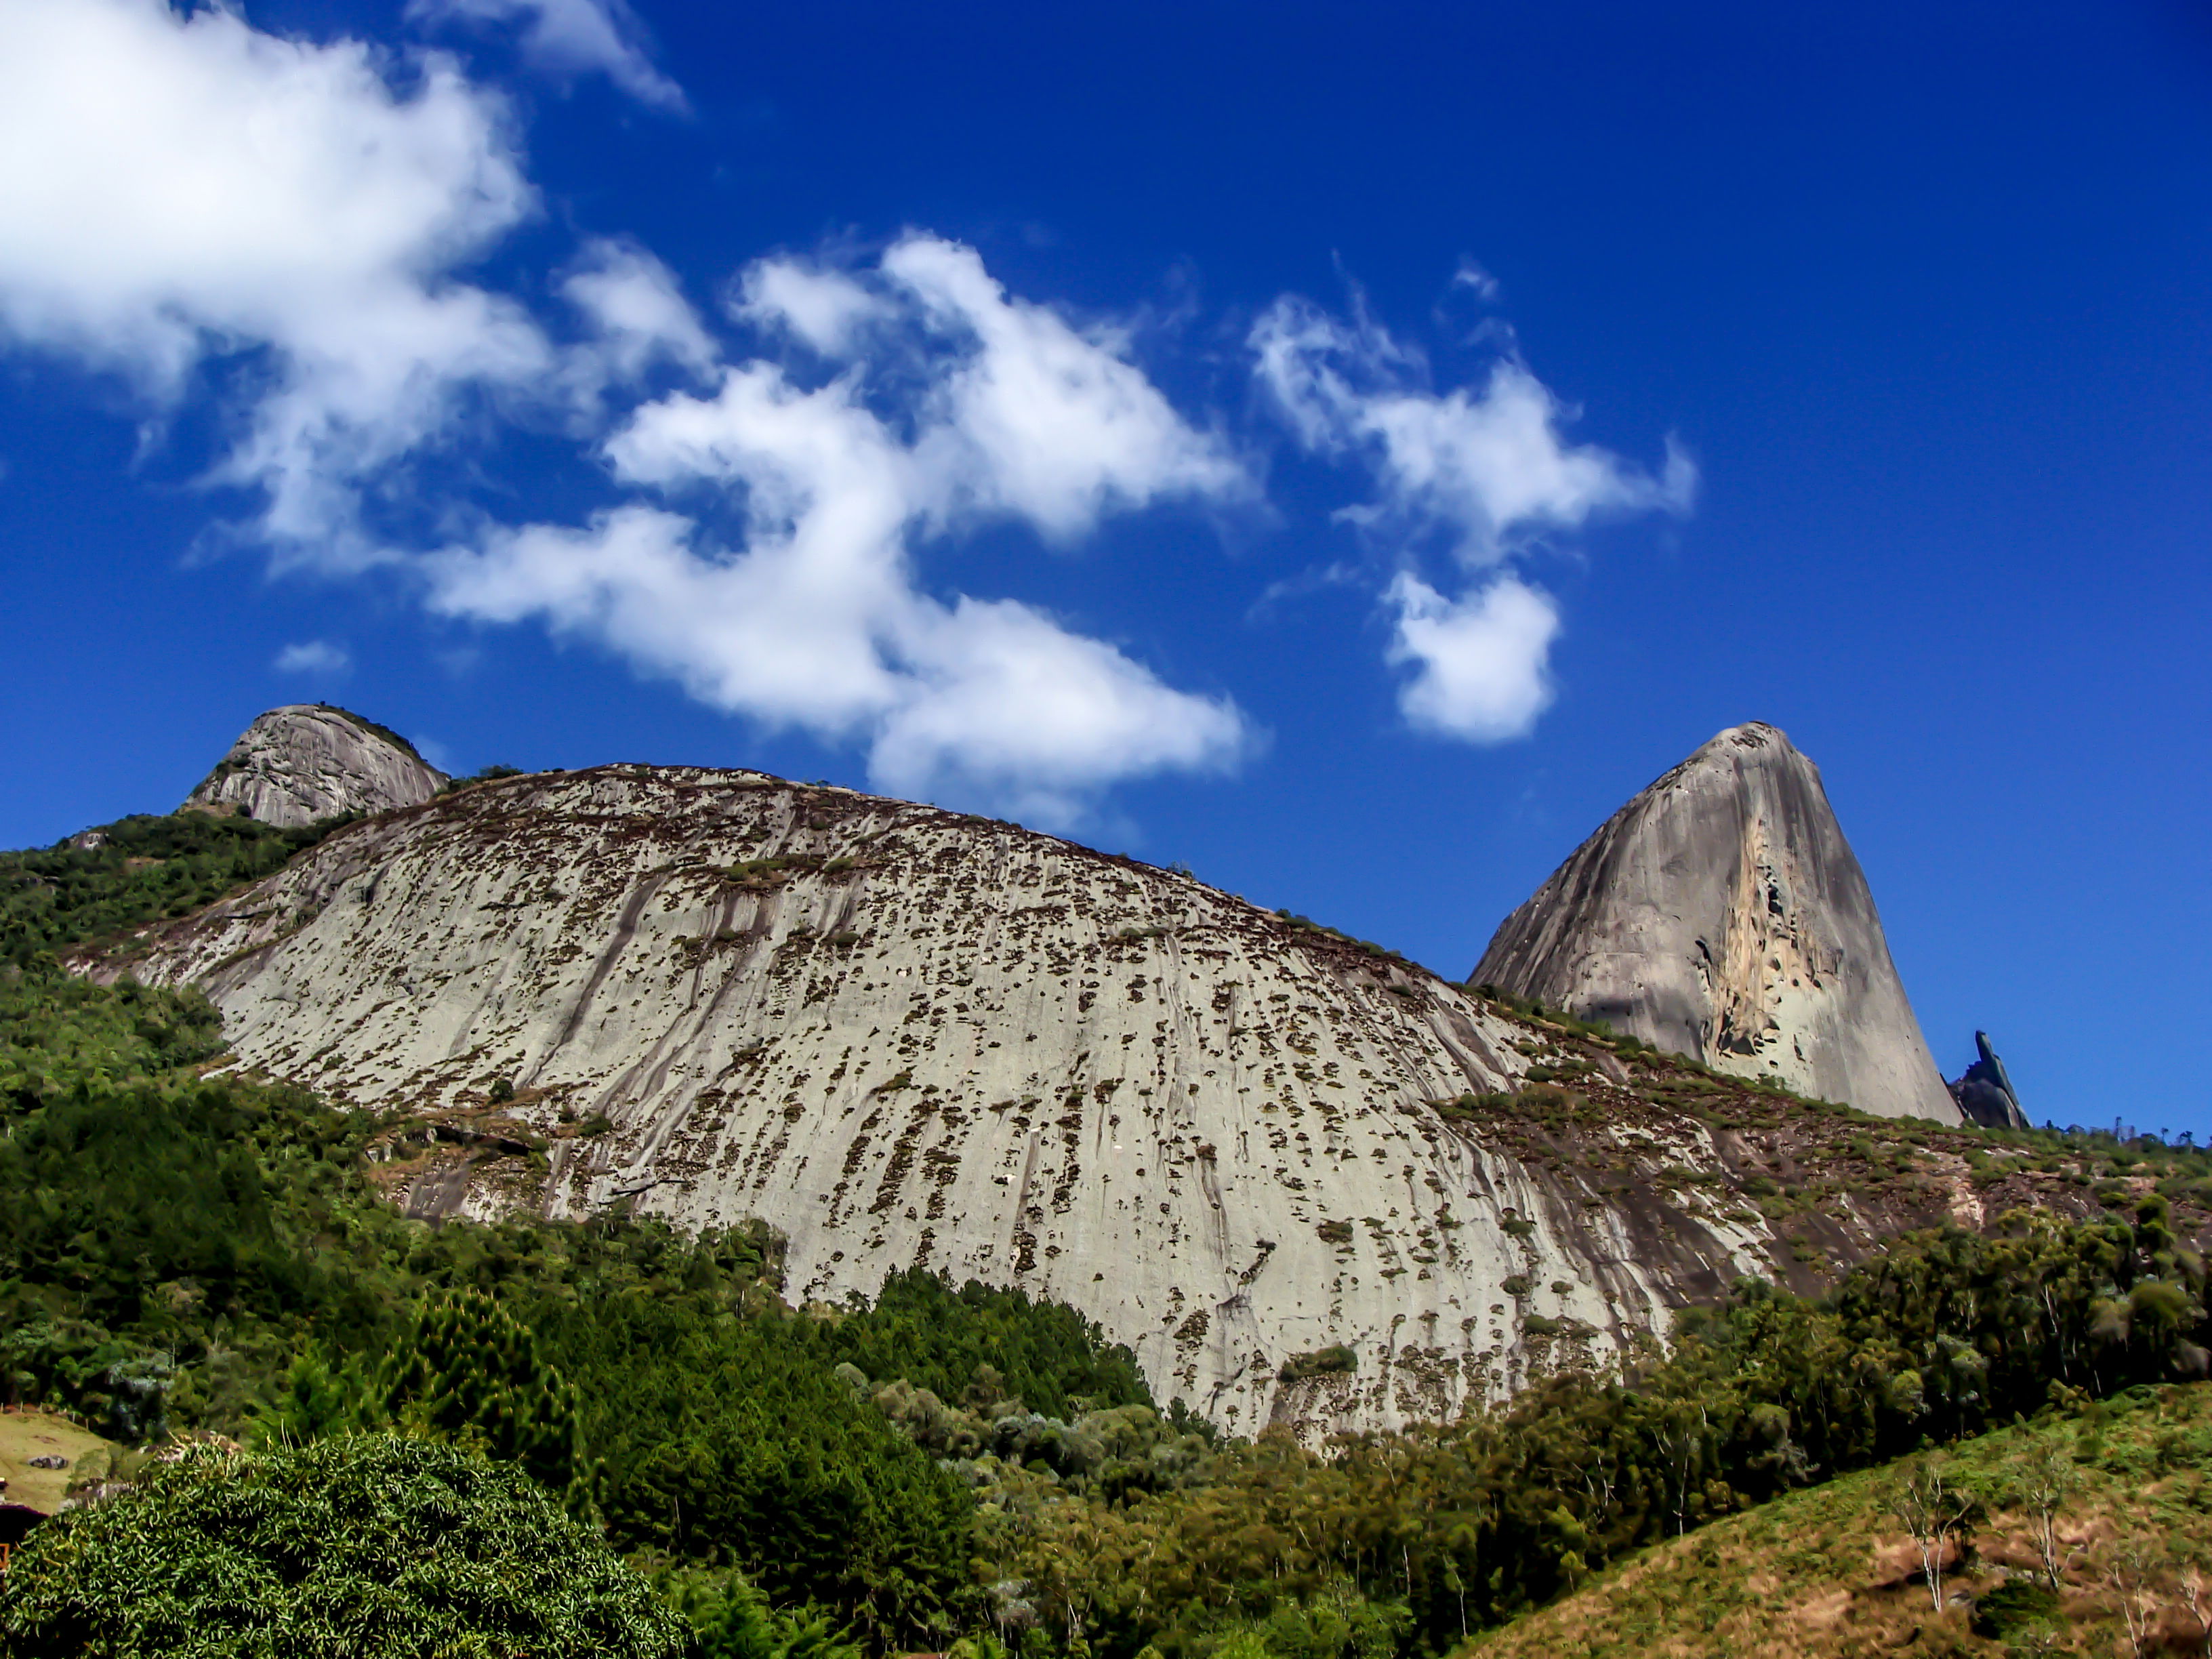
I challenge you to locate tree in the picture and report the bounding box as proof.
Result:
[382,1288,589,1510]
[663,1568,865,1659]
[1884,1454,1984,1613]
[0,1435,686,1658]
[2108,1538,2163,1659]
[2007,1439,2081,1591]
[2179,1557,2211,1659]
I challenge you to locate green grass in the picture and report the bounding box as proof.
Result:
[0,1410,119,1515]
[1466,1383,2212,1659]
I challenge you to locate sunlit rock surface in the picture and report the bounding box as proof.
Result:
[182,705,447,828]
[104,765,1956,1430]
[1474,722,1959,1123]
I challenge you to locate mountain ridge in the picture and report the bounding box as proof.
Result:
[75,743,2181,1432]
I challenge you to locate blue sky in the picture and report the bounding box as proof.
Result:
[1,0,2207,1136]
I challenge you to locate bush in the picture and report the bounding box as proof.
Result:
[0,1435,686,1658]
[1971,1578,2061,1639]
[1278,1346,1358,1382]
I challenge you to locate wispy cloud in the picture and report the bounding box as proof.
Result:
[1450,259,1501,301]
[273,639,352,677]
[1251,287,1693,742]
[407,0,687,111]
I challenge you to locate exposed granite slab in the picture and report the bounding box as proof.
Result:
[1474,723,1959,1123]
[183,705,446,828]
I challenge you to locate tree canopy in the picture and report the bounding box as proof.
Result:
[0,1434,687,1659]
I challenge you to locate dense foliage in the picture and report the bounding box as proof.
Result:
[978,1201,2209,1658]
[816,1269,1150,1422]
[0,968,384,1437]
[0,1435,689,1659]
[0,809,346,965]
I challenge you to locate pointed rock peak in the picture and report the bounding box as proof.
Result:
[1475,722,1959,1122]
[1950,1031,2030,1129]
[183,704,448,828]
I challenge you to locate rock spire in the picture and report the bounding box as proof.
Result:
[183,705,447,828]
[1473,722,1959,1122]
[1950,1031,2028,1129]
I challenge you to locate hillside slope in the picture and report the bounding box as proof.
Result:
[83,765,2200,1433]
[1466,1382,2212,1659]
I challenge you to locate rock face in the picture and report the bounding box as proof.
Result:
[91,764,1931,1435]
[1473,723,1959,1123]
[1950,1032,2028,1129]
[182,705,447,828]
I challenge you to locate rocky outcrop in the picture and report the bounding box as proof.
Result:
[88,764,1951,1435]
[1473,723,1959,1123]
[1950,1031,2028,1129]
[182,705,447,828]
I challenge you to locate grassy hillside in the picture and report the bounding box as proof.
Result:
[1466,1382,2212,1659]
[0,1412,116,1515]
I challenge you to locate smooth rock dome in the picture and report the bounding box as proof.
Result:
[183,704,447,828]
[1473,722,1959,1122]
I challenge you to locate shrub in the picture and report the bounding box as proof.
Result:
[1971,1578,2061,1640]
[0,1435,686,1658]
[1278,1346,1358,1381]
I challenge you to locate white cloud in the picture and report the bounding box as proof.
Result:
[882,237,1249,539]
[427,236,1251,821]
[273,638,352,676]
[736,260,891,358]
[0,0,548,563]
[0,5,1238,817]
[1385,573,1557,742]
[408,0,685,111]
[1252,289,1693,743]
[1252,294,1693,563]
[871,596,1246,819]
[560,237,716,405]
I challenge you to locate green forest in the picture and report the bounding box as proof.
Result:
[1,816,2209,1658]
